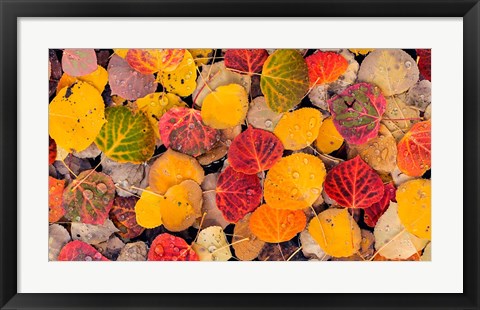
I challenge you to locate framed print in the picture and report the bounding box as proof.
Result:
[1,0,479,309]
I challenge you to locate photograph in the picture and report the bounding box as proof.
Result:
[48,48,432,262]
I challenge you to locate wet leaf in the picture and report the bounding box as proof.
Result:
[308,208,362,258]
[62,49,97,77]
[148,149,205,195]
[193,226,232,261]
[364,182,396,227]
[381,96,420,141]
[159,107,219,157]
[315,117,344,154]
[201,84,249,129]
[396,179,431,240]
[224,49,269,75]
[134,187,163,229]
[215,166,262,223]
[110,196,145,239]
[148,233,199,261]
[249,204,306,243]
[49,177,66,222]
[374,202,428,260]
[117,241,148,261]
[273,108,323,150]
[328,82,386,145]
[49,82,106,152]
[306,51,348,86]
[158,50,196,97]
[108,54,157,101]
[397,120,431,177]
[101,155,149,197]
[159,180,203,232]
[96,106,155,164]
[63,170,116,224]
[405,80,431,111]
[232,214,265,261]
[246,96,283,132]
[58,240,109,261]
[357,49,419,96]
[134,92,186,139]
[264,153,326,210]
[193,61,251,107]
[324,156,383,209]
[94,236,125,260]
[126,49,185,74]
[49,224,71,261]
[228,126,284,174]
[57,65,109,94]
[71,219,119,244]
[260,49,309,112]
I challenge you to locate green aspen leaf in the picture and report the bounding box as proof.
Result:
[260,49,309,113]
[96,106,155,164]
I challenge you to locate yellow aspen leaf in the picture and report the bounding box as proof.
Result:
[349,49,374,56]
[148,149,205,195]
[264,153,326,210]
[273,108,322,150]
[188,48,213,66]
[201,84,249,129]
[308,208,361,258]
[158,50,196,97]
[49,81,105,152]
[135,187,163,229]
[159,180,203,232]
[193,226,232,261]
[396,179,431,240]
[113,49,128,58]
[374,202,429,259]
[249,204,306,243]
[134,92,186,139]
[57,66,108,94]
[315,117,344,154]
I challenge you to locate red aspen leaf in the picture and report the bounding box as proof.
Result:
[324,155,384,209]
[126,49,185,74]
[215,166,262,223]
[416,49,431,81]
[63,170,116,224]
[109,196,145,239]
[62,49,97,77]
[49,136,57,165]
[328,82,386,145]
[228,126,284,175]
[363,182,396,227]
[397,120,431,177]
[147,233,199,261]
[249,204,306,243]
[306,51,348,86]
[58,240,109,261]
[224,49,269,75]
[49,177,66,223]
[158,107,219,157]
[108,55,158,101]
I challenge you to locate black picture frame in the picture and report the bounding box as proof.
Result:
[1,0,479,309]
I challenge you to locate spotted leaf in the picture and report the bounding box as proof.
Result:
[63,170,116,224]
[58,240,109,261]
[216,166,262,223]
[228,126,284,175]
[49,177,66,223]
[324,156,384,209]
[328,82,386,145]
